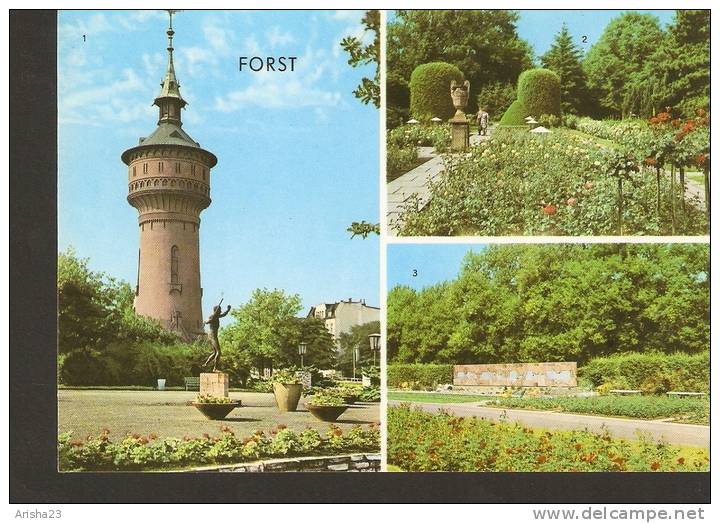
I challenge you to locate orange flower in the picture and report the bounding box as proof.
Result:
[677,457,685,465]
[651,461,660,471]
[543,204,557,216]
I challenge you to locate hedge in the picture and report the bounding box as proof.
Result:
[517,68,561,118]
[409,62,464,122]
[387,364,454,389]
[498,99,529,126]
[579,351,710,394]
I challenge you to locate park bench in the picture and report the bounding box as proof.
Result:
[184,377,200,391]
[667,391,707,398]
[609,389,642,395]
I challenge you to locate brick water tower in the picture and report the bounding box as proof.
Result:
[121,14,217,340]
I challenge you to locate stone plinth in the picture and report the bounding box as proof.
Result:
[200,372,229,397]
[454,362,577,388]
[449,115,469,151]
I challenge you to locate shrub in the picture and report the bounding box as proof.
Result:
[387,143,418,179]
[538,113,561,128]
[498,99,529,126]
[388,406,709,472]
[409,62,465,122]
[517,68,561,118]
[59,424,380,471]
[490,395,709,424]
[387,364,454,389]
[476,82,516,122]
[580,352,709,393]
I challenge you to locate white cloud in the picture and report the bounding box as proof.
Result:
[266,26,295,48]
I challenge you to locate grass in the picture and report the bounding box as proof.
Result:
[488,395,709,425]
[388,391,489,403]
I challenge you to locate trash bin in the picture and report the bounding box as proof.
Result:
[157,379,166,391]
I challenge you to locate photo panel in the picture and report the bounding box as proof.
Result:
[56,9,381,473]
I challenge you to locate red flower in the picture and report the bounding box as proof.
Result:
[543,204,557,216]
[677,457,686,465]
[671,118,681,127]
[644,157,657,166]
[651,461,660,471]
[696,154,707,167]
[537,455,547,464]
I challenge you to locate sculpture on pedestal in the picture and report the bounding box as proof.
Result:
[204,299,231,372]
[449,79,471,151]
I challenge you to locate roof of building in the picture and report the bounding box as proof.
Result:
[139,122,200,148]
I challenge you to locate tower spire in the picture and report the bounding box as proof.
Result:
[155,9,186,125]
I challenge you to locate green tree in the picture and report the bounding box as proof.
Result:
[541,24,590,115]
[387,244,709,365]
[337,321,380,376]
[635,10,710,117]
[583,12,665,118]
[476,81,516,122]
[341,10,380,108]
[220,288,303,375]
[387,10,534,113]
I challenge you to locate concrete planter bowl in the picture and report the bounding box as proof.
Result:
[192,401,241,420]
[272,383,303,412]
[306,404,349,422]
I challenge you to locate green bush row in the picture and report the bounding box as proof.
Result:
[580,351,710,394]
[59,424,380,471]
[491,395,709,424]
[387,364,453,389]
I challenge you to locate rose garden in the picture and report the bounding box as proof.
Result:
[386,10,710,236]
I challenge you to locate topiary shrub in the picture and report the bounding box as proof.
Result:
[409,62,464,122]
[387,363,454,389]
[517,68,561,118]
[498,99,529,126]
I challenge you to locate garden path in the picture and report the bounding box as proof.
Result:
[387,127,494,234]
[389,400,709,448]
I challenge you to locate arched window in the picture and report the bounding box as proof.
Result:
[170,245,179,284]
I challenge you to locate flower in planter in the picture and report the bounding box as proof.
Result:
[195,394,235,404]
[269,369,302,385]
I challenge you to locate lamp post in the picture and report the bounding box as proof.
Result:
[369,333,380,367]
[352,346,360,380]
[298,341,307,368]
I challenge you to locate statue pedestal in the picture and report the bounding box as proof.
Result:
[449,115,469,151]
[200,372,229,398]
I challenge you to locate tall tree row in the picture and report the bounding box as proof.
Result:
[388,244,709,365]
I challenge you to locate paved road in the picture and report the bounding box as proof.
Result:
[389,400,709,448]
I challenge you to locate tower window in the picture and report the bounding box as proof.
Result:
[191,164,196,176]
[143,163,148,174]
[176,162,181,173]
[159,161,164,173]
[202,168,206,180]
[170,245,179,284]
[132,166,136,177]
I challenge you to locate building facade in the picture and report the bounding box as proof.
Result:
[121,17,217,340]
[308,299,380,343]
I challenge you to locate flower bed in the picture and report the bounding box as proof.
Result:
[388,406,709,472]
[490,395,709,424]
[394,129,706,236]
[59,423,380,471]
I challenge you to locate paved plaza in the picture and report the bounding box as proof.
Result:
[59,390,379,440]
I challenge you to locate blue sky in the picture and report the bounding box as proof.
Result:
[387,244,487,291]
[517,10,675,57]
[58,10,379,315]
[388,10,676,58]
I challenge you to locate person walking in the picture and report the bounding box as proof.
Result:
[477,107,489,136]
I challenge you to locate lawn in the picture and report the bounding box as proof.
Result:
[58,389,380,441]
[388,391,489,403]
[388,405,710,472]
[489,395,709,425]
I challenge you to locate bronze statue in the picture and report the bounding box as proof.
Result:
[204,299,231,372]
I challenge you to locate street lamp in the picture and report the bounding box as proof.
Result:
[369,333,380,367]
[298,341,307,368]
[352,347,360,380]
